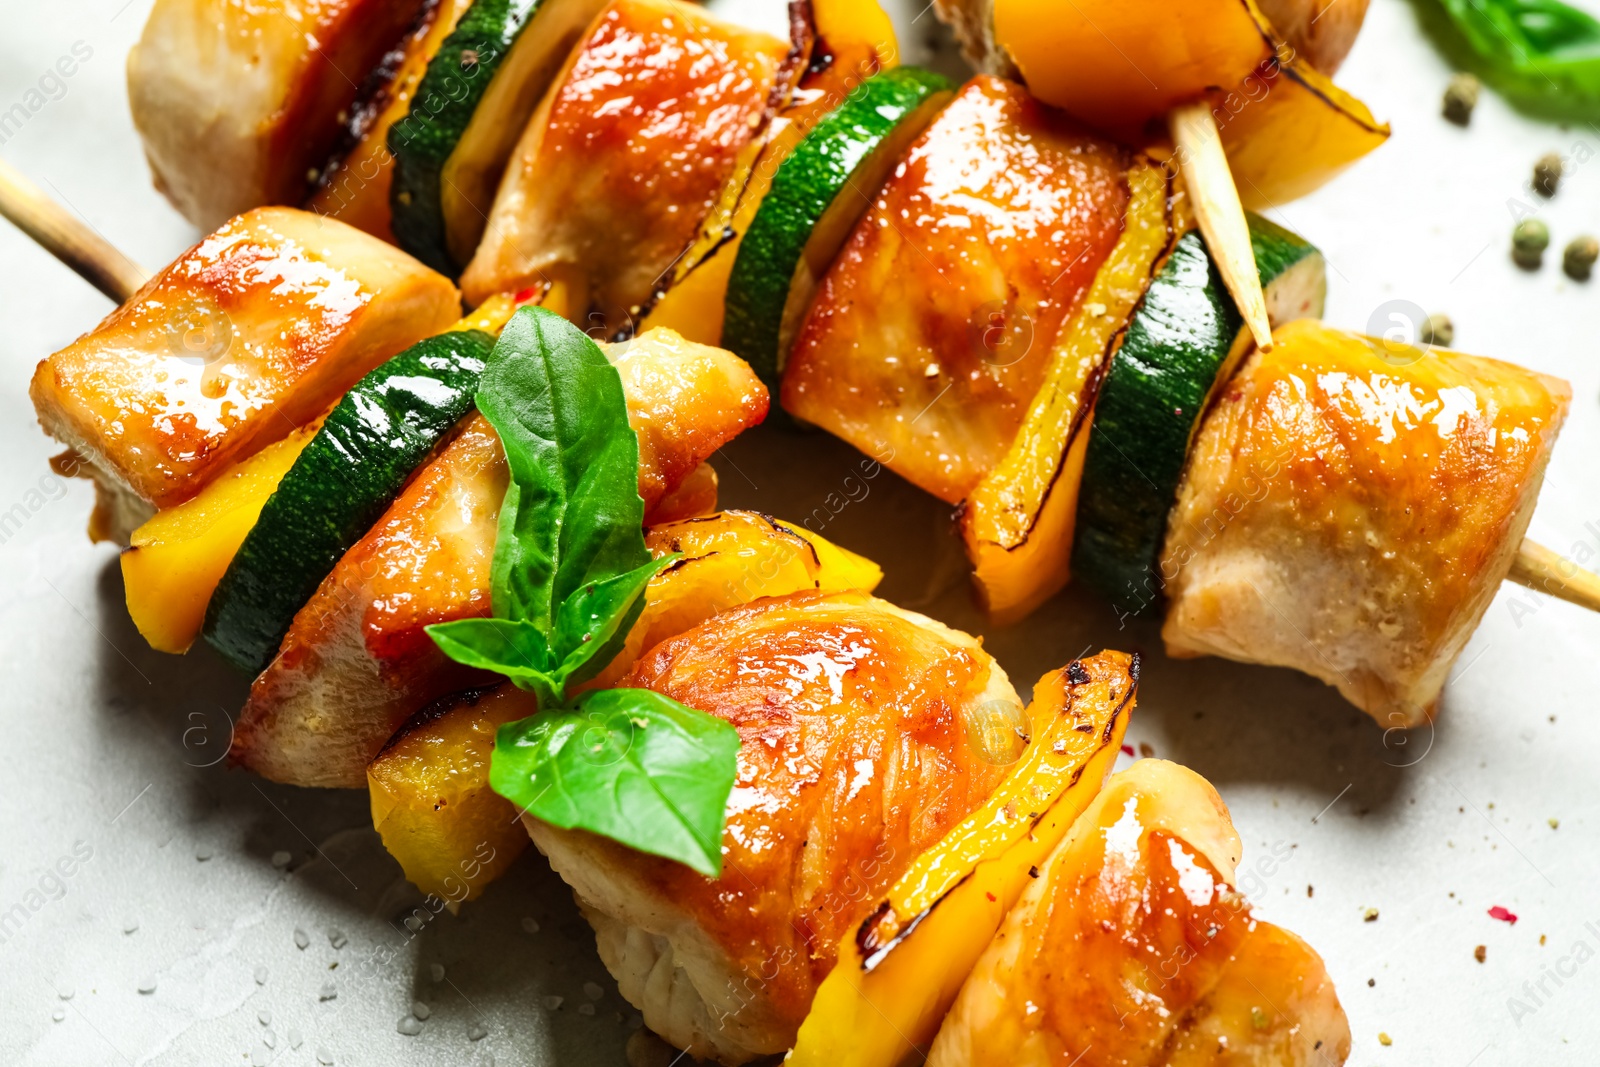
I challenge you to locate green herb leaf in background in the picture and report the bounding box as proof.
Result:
[426,306,740,877]
[489,687,741,878]
[1432,0,1600,118]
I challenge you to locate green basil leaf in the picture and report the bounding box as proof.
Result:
[1432,0,1600,117]
[489,687,741,877]
[551,554,680,690]
[424,618,561,707]
[477,306,652,631]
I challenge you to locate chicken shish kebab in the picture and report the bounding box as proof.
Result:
[118,0,1382,368]
[702,64,1576,729]
[126,0,894,314]
[39,0,1597,728]
[516,631,1347,1065]
[31,207,772,783]
[30,259,1350,1063]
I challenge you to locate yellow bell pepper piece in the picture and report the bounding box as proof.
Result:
[640,0,900,343]
[995,0,1269,132]
[962,160,1175,623]
[370,510,883,899]
[1220,59,1390,208]
[368,685,537,904]
[587,510,883,687]
[813,0,898,70]
[121,426,318,653]
[992,0,1387,206]
[788,650,1138,1067]
[305,0,477,242]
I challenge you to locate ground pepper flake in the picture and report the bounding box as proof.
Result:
[1488,906,1518,925]
[1120,744,1135,757]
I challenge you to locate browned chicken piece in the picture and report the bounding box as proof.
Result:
[128,0,427,229]
[932,0,1368,77]
[1161,320,1570,728]
[928,759,1351,1067]
[526,590,1020,1064]
[1163,922,1352,1066]
[30,207,460,544]
[782,75,1128,504]
[1257,0,1372,74]
[231,328,768,788]
[460,0,789,333]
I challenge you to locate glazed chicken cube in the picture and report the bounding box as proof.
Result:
[129,0,427,229]
[782,74,1128,504]
[928,759,1351,1067]
[1161,320,1570,727]
[231,328,769,788]
[460,0,788,334]
[525,590,1019,1064]
[31,208,460,544]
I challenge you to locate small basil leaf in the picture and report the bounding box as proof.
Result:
[490,687,740,877]
[476,306,652,632]
[425,618,561,706]
[551,554,680,690]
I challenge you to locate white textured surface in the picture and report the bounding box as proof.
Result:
[1,0,1598,1063]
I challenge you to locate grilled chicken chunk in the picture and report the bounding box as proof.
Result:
[928,759,1351,1067]
[1161,320,1570,727]
[129,0,428,229]
[231,328,768,788]
[526,590,1019,1064]
[460,0,789,332]
[1257,0,1371,75]
[31,208,460,543]
[782,75,1128,504]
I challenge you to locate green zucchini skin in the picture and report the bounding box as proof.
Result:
[204,331,496,672]
[722,67,954,384]
[1072,216,1323,617]
[388,0,545,274]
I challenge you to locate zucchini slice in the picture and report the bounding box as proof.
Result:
[1072,215,1325,616]
[204,330,496,672]
[722,66,955,383]
[388,0,608,274]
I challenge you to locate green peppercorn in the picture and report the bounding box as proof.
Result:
[1564,235,1598,281]
[1512,219,1550,270]
[1443,73,1479,126]
[1420,313,1454,347]
[1533,152,1563,197]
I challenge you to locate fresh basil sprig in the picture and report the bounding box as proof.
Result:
[427,307,739,877]
[1431,0,1600,119]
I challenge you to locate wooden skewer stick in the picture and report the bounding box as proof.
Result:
[1169,99,1273,351]
[4,149,1600,619]
[1509,539,1600,614]
[0,155,149,303]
